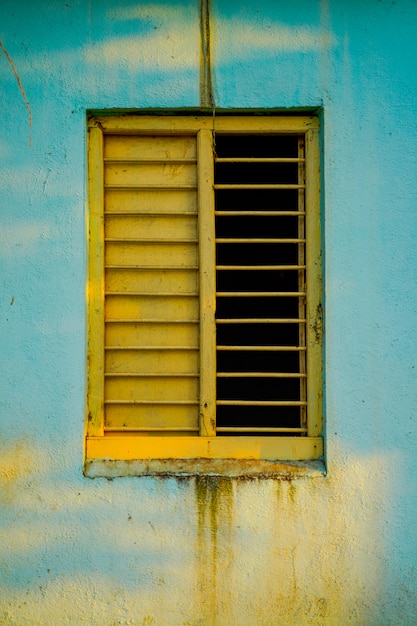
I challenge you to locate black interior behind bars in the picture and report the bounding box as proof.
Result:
[214,134,305,434]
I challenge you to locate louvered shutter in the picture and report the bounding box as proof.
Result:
[103,135,200,435]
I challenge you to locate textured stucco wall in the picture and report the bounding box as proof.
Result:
[1,1,417,624]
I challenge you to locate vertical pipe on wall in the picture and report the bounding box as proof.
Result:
[200,0,214,107]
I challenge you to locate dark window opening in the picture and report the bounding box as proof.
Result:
[215,134,306,436]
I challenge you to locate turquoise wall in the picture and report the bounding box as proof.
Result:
[1,1,417,624]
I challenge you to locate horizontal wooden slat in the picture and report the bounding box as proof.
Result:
[103,432,198,439]
[105,238,198,244]
[105,400,199,405]
[105,162,197,187]
[105,346,198,350]
[105,348,198,374]
[105,189,197,214]
[105,211,199,217]
[104,158,196,164]
[105,214,197,239]
[105,372,199,377]
[105,322,199,347]
[105,265,199,270]
[106,292,198,297]
[105,294,199,320]
[105,184,197,191]
[105,403,198,430]
[104,135,197,160]
[105,268,198,293]
[106,318,199,324]
[105,426,199,432]
[105,242,198,266]
[105,376,198,402]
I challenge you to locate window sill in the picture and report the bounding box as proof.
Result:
[84,457,325,478]
[84,435,325,478]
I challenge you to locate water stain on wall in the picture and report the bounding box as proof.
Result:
[194,476,234,624]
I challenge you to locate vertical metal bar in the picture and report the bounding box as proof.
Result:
[87,125,105,437]
[198,129,217,436]
[298,136,307,432]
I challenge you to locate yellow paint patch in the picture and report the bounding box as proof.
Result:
[212,20,337,62]
[0,439,36,505]
[85,34,199,71]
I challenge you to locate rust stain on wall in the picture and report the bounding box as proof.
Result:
[0,40,32,145]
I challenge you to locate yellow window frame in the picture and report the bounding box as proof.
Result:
[85,115,323,477]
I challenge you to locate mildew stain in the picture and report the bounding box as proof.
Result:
[0,40,33,145]
[195,476,234,624]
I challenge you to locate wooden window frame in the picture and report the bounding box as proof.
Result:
[85,115,323,477]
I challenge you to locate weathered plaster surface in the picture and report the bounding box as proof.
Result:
[1,1,417,624]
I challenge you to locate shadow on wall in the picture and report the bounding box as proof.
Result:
[0,1,201,112]
[1,437,412,624]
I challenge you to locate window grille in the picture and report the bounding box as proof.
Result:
[214,134,308,435]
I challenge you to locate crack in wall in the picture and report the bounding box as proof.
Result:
[0,40,32,146]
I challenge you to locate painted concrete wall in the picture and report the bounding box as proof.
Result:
[1,1,417,624]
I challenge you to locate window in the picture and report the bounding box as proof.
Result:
[85,115,323,476]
